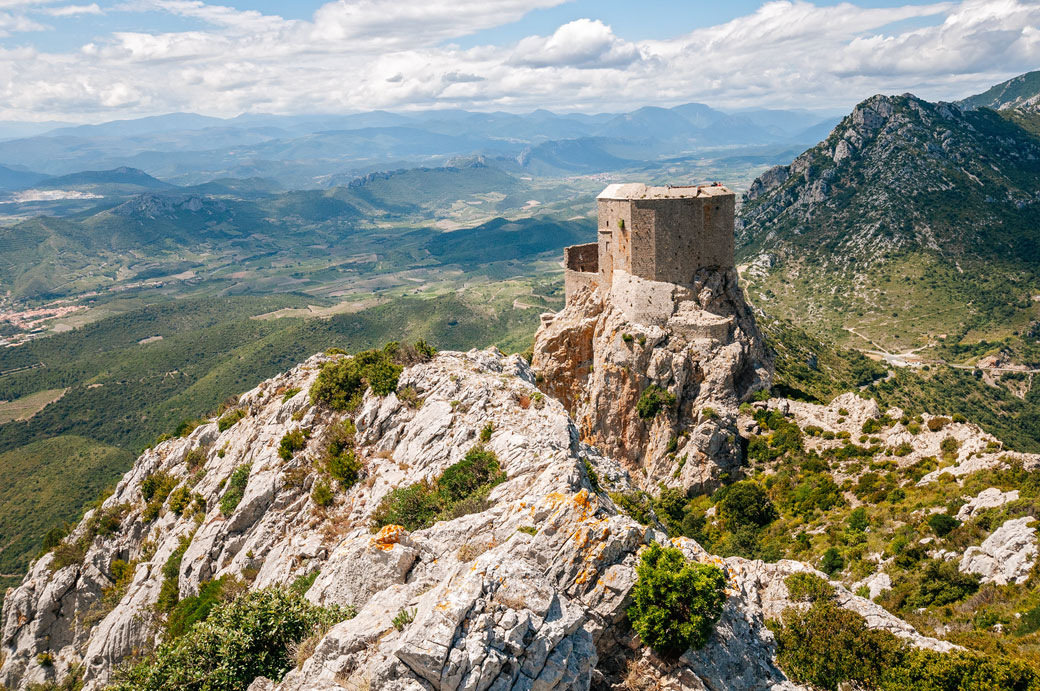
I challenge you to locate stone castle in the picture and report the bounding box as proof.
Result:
[564,182,734,302]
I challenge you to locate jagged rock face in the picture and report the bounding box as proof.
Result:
[2,349,947,691]
[533,268,771,495]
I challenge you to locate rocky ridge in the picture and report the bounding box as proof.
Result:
[1,347,945,691]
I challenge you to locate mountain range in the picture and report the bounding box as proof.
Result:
[0,103,839,187]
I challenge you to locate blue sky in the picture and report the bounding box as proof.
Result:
[1,1,1037,122]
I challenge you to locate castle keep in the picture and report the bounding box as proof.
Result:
[564,182,735,302]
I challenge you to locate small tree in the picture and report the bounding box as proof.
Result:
[627,543,727,657]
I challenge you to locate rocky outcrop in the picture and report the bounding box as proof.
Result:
[960,517,1038,586]
[956,488,1020,522]
[532,268,771,495]
[1,347,950,691]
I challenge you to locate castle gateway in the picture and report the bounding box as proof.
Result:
[564,182,735,302]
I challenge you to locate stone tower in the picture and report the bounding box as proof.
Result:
[564,182,735,302]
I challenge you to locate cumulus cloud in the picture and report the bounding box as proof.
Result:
[0,0,1038,121]
[511,19,642,69]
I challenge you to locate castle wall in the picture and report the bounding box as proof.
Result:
[596,199,633,289]
[565,269,601,301]
[640,193,734,284]
[564,243,600,302]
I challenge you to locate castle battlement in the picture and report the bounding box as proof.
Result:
[563,182,735,303]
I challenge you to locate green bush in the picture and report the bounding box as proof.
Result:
[636,385,676,420]
[820,547,844,576]
[905,560,979,609]
[219,465,251,517]
[318,420,360,491]
[278,429,310,461]
[627,543,727,658]
[156,535,192,613]
[769,600,902,690]
[281,387,301,404]
[861,418,883,434]
[310,480,334,507]
[164,577,239,640]
[927,513,960,537]
[371,446,505,532]
[168,487,192,516]
[437,447,503,504]
[785,572,835,603]
[716,482,777,530]
[217,409,246,432]
[770,599,1040,691]
[479,422,493,443]
[110,586,352,691]
[309,346,403,411]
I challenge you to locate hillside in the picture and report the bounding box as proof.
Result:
[959,70,1040,110]
[738,93,1040,359]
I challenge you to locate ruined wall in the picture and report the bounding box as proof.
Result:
[564,243,600,302]
[596,199,633,290]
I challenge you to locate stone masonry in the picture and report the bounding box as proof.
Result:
[563,182,735,302]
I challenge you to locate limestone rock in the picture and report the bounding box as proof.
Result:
[956,488,1020,522]
[533,268,771,494]
[960,517,1038,585]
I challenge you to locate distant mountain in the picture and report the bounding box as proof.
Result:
[0,164,49,190]
[0,104,847,183]
[36,166,175,192]
[738,92,1040,353]
[959,70,1040,110]
[45,113,228,138]
[515,137,636,175]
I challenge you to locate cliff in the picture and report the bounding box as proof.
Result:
[0,347,948,691]
[532,267,771,494]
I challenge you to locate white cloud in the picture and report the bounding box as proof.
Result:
[511,19,642,69]
[43,3,101,15]
[1,0,1039,121]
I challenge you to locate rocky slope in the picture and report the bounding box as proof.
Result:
[1,347,949,691]
[735,87,1040,354]
[532,267,771,495]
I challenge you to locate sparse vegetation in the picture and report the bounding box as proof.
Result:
[636,385,676,420]
[371,445,505,531]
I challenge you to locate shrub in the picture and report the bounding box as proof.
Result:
[621,333,634,343]
[156,535,192,613]
[716,482,777,530]
[820,548,844,576]
[168,487,193,516]
[769,600,901,690]
[479,422,493,443]
[627,543,727,658]
[847,507,869,533]
[311,480,334,507]
[371,446,505,532]
[281,387,301,403]
[785,572,835,603]
[636,385,676,420]
[927,513,959,537]
[610,491,656,526]
[927,416,950,432]
[289,570,319,596]
[939,436,960,461]
[861,418,882,434]
[309,347,403,411]
[322,420,360,490]
[582,459,600,493]
[165,576,237,640]
[951,413,967,423]
[392,607,416,631]
[185,447,206,471]
[219,465,251,517]
[701,407,719,420]
[770,599,1040,691]
[217,409,246,432]
[905,560,979,608]
[893,442,913,457]
[278,429,310,461]
[110,587,352,691]
[517,526,538,536]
